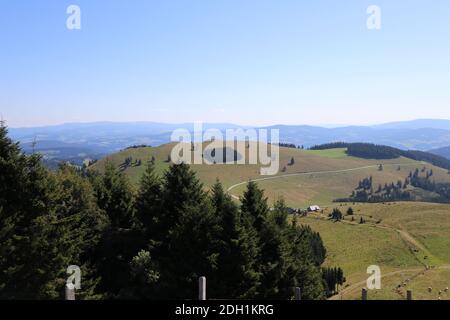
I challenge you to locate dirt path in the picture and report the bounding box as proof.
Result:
[226,162,416,200]
[328,268,424,300]
[327,220,450,300]
[379,225,433,258]
[329,264,450,300]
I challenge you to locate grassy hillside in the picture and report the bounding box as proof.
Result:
[90,143,450,208]
[298,202,450,300]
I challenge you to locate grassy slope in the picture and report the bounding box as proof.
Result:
[90,144,450,203]
[298,202,450,300]
[90,144,450,299]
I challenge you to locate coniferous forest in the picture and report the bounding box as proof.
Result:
[0,124,336,300]
[310,142,450,170]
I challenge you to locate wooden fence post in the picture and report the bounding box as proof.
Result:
[407,290,413,300]
[199,276,206,301]
[362,288,368,300]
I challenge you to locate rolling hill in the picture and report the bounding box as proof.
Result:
[89,142,450,208]
[89,142,450,300]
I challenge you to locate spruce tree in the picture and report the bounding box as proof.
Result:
[241,181,269,232]
[135,163,162,239]
[155,163,219,299]
[285,225,326,299]
[0,124,71,299]
[257,202,289,299]
[90,162,140,298]
[210,181,260,299]
[347,207,354,216]
[53,164,109,299]
[92,162,134,229]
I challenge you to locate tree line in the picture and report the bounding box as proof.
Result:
[409,168,450,203]
[335,175,412,203]
[279,143,304,149]
[335,167,450,204]
[0,124,341,300]
[310,142,450,170]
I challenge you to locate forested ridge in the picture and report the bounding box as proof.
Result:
[0,124,338,300]
[310,142,450,170]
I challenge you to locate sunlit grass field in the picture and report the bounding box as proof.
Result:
[297,202,450,300]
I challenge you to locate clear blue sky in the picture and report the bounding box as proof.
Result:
[1,0,450,127]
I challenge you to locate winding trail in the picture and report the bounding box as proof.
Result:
[327,219,450,300]
[329,265,450,300]
[226,162,417,200]
[328,268,424,300]
[327,217,449,300]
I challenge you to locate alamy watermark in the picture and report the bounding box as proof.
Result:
[367,5,381,30]
[170,123,280,176]
[66,5,81,30]
[66,265,81,290]
[367,265,381,290]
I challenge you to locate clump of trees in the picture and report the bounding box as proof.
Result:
[125,144,150,150]
[409,169,450,203]
[336,166,450,204]
[309,142,349,150]
[310,143,450,170]
[0,123,339,300]
[335,175,412,203]
[120,157,142,170]
[279,143,297,149]
[330,208,343,221]
[310,142,403,159]
[322,267,345,296]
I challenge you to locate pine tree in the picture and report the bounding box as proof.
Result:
[155,164,220,299]
[331,208,343,221]
[256,202,289,298]
[209,181,260,299]
[53,164,109,299]
[241,181,269,232]
[0,124,73,299]
[283,225,325,299]
[158,163,206,238]
[125,250,160,298]
[135,163,162,238]
[90,162,140,298]
[92,162,134,229]
[347,207,354,216]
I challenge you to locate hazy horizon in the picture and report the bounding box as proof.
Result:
[5,117,450,130]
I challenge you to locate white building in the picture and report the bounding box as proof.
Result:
[308,205,321,212]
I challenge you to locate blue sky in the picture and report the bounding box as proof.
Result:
[1,0,450,127]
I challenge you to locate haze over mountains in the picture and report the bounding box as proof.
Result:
[8,119,450,166]
[429,146,450,160]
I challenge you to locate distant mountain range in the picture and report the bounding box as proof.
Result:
[8,119,450,165]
